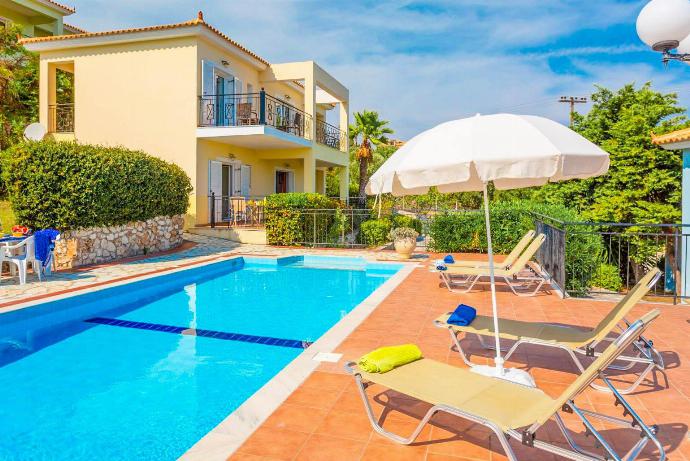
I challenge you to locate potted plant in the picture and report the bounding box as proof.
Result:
[389,227,419,259]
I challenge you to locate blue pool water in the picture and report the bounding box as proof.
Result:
[0,256,401,461]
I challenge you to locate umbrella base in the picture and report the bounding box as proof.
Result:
[470,364,536,387]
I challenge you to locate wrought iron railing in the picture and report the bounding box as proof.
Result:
[198,90,313,141]
[48,103,74,133]
[316,119,346,152]
[208,193,266,228]
[532,212,688,302]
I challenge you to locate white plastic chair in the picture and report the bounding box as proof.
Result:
[2,236,46,285]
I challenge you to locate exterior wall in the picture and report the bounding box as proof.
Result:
[0,0,66,36]
[54,215,185,268]
[38,37,199,224]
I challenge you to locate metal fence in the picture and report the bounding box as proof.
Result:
[209,194,265,228]
[48,103,74,133]
[532,213,690,302]
[289,208,376,248]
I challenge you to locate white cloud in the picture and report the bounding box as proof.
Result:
[65,0,690,139]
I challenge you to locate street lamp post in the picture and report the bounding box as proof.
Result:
[636,0,690,64]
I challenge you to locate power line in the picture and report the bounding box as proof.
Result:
[559,96,587,128]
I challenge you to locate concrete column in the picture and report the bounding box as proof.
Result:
[303,153,316,192]
[339,164,349,203]
[682,149,690,298]
[39,61,56,131]
[339,100,349,153]
[304,65,317,142]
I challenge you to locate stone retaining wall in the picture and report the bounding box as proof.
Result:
[54,215,185,269]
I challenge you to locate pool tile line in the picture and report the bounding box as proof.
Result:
[85,317,313,349]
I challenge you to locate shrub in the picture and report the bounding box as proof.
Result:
[360,218,392,246]
[389,227,419,241]
[392,214,423,234]
[264,193,339,245]
[1,141,192,230]
[590,263,624,292]
[428,200,605,295]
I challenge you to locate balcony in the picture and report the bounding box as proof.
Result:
[316,120,346,151]
[197,90,346,151]
[48,103,74,133]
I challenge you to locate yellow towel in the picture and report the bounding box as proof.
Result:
[358,344,423,373]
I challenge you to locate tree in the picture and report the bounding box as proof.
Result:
[0,24,38,151]
[349,110,393,208]
[534,83,688,224]
[533,83,689,282]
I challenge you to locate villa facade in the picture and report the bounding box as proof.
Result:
[0,0,84,37]
[21,12,350,229]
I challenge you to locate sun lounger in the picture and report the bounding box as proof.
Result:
[437,230,536,270]
[439,234,547,296]
[345,310,664,461]
[435,268,663,394]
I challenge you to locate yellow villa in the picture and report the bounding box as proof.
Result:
[0,0,84,37]
[20,11,350,238]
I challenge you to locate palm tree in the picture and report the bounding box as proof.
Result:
[349,110,393,208]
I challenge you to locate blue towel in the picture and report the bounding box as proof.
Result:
[447,304,477,326]
[444,254,455,264]
[34,229,60,267]
[436,263,447,271]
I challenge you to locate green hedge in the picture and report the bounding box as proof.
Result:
[428,200,605,294]
[1,141,192,230]
[392,214,423,234]
[264,193,339,245]
[360,218,392,246]
[590,263,624,292]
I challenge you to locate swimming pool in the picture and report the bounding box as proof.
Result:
[0,256,402,460]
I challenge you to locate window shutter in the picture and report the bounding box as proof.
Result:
[202,60,215,96]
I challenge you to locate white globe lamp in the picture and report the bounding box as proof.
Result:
[637,0,690,51]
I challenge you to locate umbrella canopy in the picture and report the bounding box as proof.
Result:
[367,113,609,196]
[366,113,609,385]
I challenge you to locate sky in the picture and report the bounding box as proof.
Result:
[63,0,690,140]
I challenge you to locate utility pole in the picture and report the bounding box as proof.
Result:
[559,96,587,128]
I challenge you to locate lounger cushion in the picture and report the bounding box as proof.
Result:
[437,313,595,347]
[359,359,555,432]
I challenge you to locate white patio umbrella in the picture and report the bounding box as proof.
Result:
[366,113,609,385]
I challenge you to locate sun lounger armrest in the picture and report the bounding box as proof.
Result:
[344,361,358,375]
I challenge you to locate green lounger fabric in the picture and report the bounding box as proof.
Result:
[358,344,423,373]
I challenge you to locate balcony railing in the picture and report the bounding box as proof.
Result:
[48,103,74,133]
[316,119,346,152]
[198,90,313,141]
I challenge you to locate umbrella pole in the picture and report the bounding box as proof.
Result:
[482,182,504,374]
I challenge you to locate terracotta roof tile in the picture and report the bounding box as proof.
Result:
[652,127,690,146]
[42,0,75,14]
[20,16,270,66]
[63,22,87,34]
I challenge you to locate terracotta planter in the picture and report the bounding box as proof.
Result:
[394,238,417,259]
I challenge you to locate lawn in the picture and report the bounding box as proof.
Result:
[0,200,16,234]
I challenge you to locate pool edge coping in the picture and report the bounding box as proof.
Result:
[178,262,418,461]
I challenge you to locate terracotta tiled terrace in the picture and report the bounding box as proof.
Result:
[229,255,690,461]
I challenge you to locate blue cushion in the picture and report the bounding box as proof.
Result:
[444,254,455,264]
